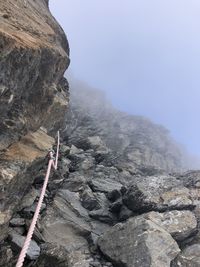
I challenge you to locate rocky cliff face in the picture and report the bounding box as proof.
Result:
[0,0,69,246]
[0,0,69,149]
[1,1,200,267]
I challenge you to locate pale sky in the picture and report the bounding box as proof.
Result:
[50,0,200,156]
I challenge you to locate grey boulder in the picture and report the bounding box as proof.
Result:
[98,216,180,267]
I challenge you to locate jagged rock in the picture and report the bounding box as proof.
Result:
[180,170,200,188]
[36,243,69,267]
[189,205,200,244]
[172,244,200,266]
[41,212,90,250]
[123,175,194,213]
[80,157,95,171]
[89,209,116,224]
[49,192,91,235]
[0,245,13,267]
[21,202,46,219]
[109,199,123,213]
[81,187,101,211]
[1,131,55,211]
[47,177,65,193]
[161,187,194,209]
[94,151,111,165]
[94,165,124,184]
[87,137,109,154]
[20,187,39,209]
[90,232,100,248]
[68,251,92,267]
[144,210,197,241]
[57,189,89,218]
[68,152,87,172]
[60,145,70,155]
[34,173,45,185]
[123,183,156,212]
[41,188,110,266]
[69,145,83,155]
[59,158,71,176]
[94,193,109,210]
[120,186,128,195]
[89,177,122,194]
[85,191,114,222]
[98,216,180,267]
[9,232,40,260]
[87,136,104,148]
[90,221,111,237]
[90,261,101,267]
[107,189,122,202]
[103,263,113,267]
[189,188,200,206]
[9,218,25,227]
[62,172,87,192]
[118,205,134,221]
[11,226,25,235]
[40,204,92,267]
[0,210,12,241]
[25,220,45,244]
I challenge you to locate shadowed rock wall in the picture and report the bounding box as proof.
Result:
[0,0,70,243]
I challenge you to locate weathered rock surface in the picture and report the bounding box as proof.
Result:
[172,244,200,267]
[40,207,92,267]
[0,0,69,150]
[144,210,197,242]
[36,243,69,267]
[9,217,25,227]
[0,245,13,267]
[80,187,102,211]
[0,0,70,248]
[9,232,40,260]
[123,175,196,213]
[98,216,180,267]
[19,187,39,209]
[89,176,122,194]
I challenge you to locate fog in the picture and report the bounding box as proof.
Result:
[50,0,200,160]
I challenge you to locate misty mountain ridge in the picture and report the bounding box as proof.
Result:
[64,76,196,174]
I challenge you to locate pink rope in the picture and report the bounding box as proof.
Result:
[15,131,60,267]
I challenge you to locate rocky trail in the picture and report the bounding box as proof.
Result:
[1,133,200,267]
